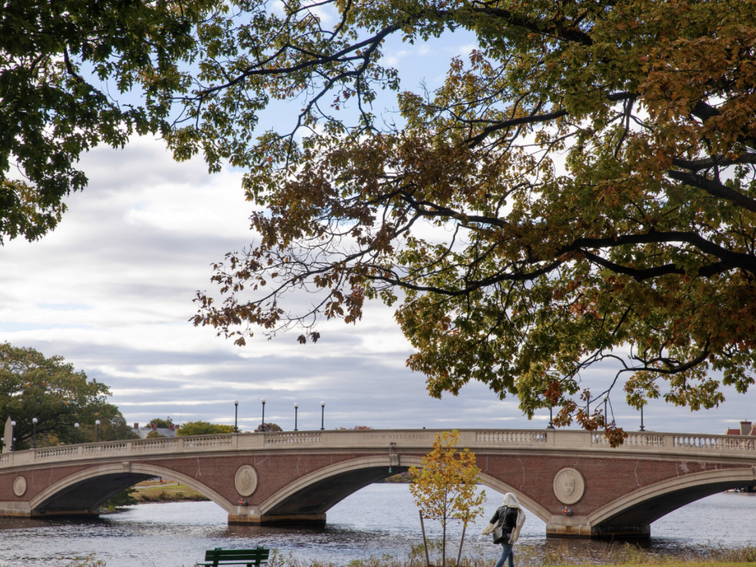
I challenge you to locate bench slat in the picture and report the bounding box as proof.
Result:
[199,546,270,567]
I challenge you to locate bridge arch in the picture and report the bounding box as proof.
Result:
[258,456,550,525]
[30,463,234,516]
[590,466,756,530]
[476,472,551,523]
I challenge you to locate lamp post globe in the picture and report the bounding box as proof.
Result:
[95,419,101,442]
[74,422,80,444]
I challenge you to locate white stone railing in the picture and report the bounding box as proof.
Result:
[265,432,322,445]
[673,434,756,451]
[35,446,79,460]
[132,438,178,452]
[84,441,129,455]
[183,435,232,448]
[591,432,667,447]
[476,431,548,444]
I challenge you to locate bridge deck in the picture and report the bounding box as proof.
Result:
[3,429,756,468]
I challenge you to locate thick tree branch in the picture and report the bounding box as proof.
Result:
[193,23,401,100]
[672,154,756,171]
[470,3,594,46]
[580,251,732,281]
[667,170,756,214]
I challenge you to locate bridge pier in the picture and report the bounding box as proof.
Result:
[546,515,650,538]
[228,511,326,525]
[0,503,101,520]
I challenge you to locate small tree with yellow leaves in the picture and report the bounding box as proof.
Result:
[409,430,485,566]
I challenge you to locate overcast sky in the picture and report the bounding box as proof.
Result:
[1,29,753,437]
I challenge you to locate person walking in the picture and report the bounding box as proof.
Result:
[480,493,526,567]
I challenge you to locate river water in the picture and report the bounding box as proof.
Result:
[0,486,754,567]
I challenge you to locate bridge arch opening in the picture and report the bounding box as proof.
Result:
[589,467,756,536]
[256,456,550,525]
[30,463,234,517]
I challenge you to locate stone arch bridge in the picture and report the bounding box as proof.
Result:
[1,429,755,538]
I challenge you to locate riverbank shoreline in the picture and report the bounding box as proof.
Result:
[41,548,756,567]
[8,488,752,567]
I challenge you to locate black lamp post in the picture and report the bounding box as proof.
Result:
[640,404,646,431]
[261,398,266,432]
[95,419,100,442]
[320,401,325,431]
[603,393,608,429]
[10,421,15,451]
[548,406,555,429]
[32,417,38,449]
[234,400,239,433]
[74,422,79,444]
[294,403,299,432]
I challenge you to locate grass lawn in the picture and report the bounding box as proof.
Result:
[132,480,209,502]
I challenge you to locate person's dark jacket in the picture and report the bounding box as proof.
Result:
[490,506,519,538]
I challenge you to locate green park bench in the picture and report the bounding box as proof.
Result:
[197,546,270,567]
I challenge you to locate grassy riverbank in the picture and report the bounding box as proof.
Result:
[101,480,209,510]
[46,543,756,567]
[131,482,209,503]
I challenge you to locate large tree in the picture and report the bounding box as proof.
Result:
[10,1,753,443]
[0,0,219,243]
[177,421,234,436]
[0,343,132,449]
[180,0,756,444]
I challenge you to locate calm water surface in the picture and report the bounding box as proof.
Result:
[0,486,754,567]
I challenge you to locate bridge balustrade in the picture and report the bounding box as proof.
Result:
[265,432,322,445]
[673,434,756,451]
[476,430,548,444]
[184,435,233,448]
[35,446,79,460]
[132,438,178,452]
[591,432,666,447]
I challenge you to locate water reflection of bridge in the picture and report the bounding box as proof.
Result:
[2,429,755,538]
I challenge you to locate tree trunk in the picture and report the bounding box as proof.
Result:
[442,520,446,567]
[456,523,467,566]
[442,485,448,567]
[419,511,430,567]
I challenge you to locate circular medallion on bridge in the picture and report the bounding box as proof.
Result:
[235,465,258,497]
[553,468,584,505]
[13,475,27,497]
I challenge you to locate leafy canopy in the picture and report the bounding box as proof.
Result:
[0,342,133,448]
[180,0,756,444]
[0,0,220,243]
[177,420,235,436]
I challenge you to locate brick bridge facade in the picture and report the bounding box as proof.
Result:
[1,429,755,538]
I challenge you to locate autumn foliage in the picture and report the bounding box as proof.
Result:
[409,430,485,566]
[178,0,756,443]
